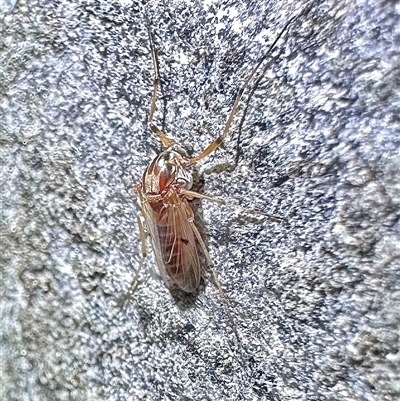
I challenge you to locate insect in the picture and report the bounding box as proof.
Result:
[134,11,305,293]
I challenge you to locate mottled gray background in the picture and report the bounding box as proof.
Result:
[1,0,399,400]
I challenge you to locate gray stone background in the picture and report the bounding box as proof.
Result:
[1,0,399,400]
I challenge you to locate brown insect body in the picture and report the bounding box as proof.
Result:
[136,147,202,293]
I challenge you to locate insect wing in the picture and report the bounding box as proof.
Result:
[137,188,201,292]
[137,188,170,287]
[161,195,201,292]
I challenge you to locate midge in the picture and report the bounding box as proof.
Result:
[134,13,303,293]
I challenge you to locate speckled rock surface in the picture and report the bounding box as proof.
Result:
[1,0,399,400]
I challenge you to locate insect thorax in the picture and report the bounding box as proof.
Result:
[142,148,193,196]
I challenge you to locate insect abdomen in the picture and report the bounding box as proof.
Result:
[155,201,199,292]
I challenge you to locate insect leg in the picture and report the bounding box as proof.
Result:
[146,21,172,149]
[180,189,225,204]
[187,217,212,266]
[120,214,147,310]
[187,219,226,299]
[128,214,148,294]
[181,189,286,223]
[137,213,147,260]
[187,217,241,345]
[188,9,307,166]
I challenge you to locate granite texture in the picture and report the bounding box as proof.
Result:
[1,0,399,400]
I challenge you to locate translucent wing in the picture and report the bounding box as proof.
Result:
[136,186,170,287]
[136,186,201,292]
[160,192,201,292]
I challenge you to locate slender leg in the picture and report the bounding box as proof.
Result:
[137,214,147,260]
[188,9,308,165]
[146,21,172,149]
[150,123,172,148]
[188,218,241,345]
[188,219,212,265]
[181,188,286,223]
[180,189,225,204]
[120,214,147,310]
